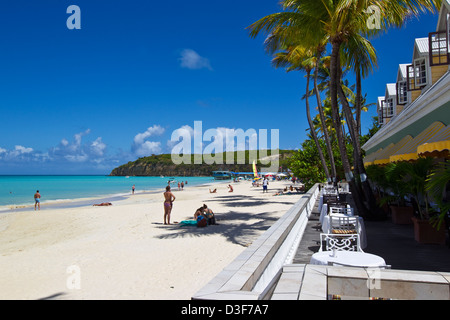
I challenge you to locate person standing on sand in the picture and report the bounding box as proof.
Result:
[163,186,176,225]
[132,185,135,194]
[34,190,41,211]
[263,178,268,193]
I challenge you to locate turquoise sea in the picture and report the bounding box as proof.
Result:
[0,175,216,211]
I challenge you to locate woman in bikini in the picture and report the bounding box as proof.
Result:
[163,186,176,225]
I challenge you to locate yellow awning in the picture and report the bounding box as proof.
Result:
[390,122,445,162]
[363,148,383,166]
[417,124,450,157]
[372,135,413,165]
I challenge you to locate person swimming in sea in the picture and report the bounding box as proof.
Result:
[163,185,176,225]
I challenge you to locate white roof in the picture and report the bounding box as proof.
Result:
[414,37,429,56]
[413,35,449,60]
[397,64,409,81]
[386,83,397,97]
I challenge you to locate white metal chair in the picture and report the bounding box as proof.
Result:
[329,206,354,216]
[323,195,338,205]
[329,215,359,235]
[323,186,338,195]
[319,233,363,252]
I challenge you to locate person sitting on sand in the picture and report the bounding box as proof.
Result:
[194,206,205,220]
[209,188,217,193]
[202,204,217,225]
[194,206,207,227]
[163,186,176,225]
[228,184,233,192]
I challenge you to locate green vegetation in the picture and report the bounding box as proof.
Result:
[110,150,295,177]
[366,159,449,230]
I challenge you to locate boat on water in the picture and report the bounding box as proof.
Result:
[212,171,232,180]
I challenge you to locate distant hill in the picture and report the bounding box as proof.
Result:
[109,150,294,177]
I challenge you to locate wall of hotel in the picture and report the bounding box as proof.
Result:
[431,63,449,84]
[410,89,422,104]
[365,101,450,155]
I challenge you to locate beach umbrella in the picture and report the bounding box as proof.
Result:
[263,172,275,176]
[276,173,287,177]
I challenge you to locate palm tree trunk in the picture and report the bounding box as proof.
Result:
[305,70,331,181]
[329,40,369,218]
[355,67,362,138]
[313,50,337,182]
[337,73,384,219]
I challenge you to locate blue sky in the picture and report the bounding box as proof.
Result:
[0,0,441,174]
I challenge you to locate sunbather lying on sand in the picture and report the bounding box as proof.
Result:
[93,202,112,206]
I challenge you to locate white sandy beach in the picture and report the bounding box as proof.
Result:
[0,179,302,300]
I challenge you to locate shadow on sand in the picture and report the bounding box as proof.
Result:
[154,192,296,247]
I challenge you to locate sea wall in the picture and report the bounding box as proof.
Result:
[192,183,320,300]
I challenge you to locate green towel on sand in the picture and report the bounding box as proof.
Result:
[179,220,197,227]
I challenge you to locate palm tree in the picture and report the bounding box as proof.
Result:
[271,45,332,181]
[313,51,337,181]
[251,4,337,182]
[426,162,450,230]
[325,0,440,218]
[248,0,441,219]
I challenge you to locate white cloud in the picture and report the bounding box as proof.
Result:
[90,137,106,157]
[49,129,106,163]
[9,145,34,158]
[135,141,162,157]
[167,125,259,156]
[132,125,165,157]
[179,49,213,70]
[14,145,33,154]
[133,125,165,145]
[0,145,36,161]
[64,154,89,163]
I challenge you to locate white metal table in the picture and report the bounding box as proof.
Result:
[310,251,386,268]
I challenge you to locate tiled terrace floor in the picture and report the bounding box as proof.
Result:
[293,196,450,272]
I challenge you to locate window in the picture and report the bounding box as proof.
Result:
[385,98,395,117]
[396,81,408,105]
[406,64,421,91]
[378,100,386,125]
[414,58,428,87]
[428,31,449,66]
